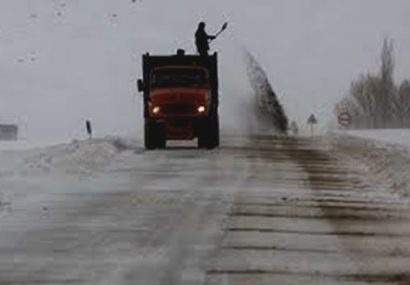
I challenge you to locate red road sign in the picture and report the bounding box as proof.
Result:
[338,111,352,126]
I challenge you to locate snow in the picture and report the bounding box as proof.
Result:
[0,136,240,284]
[0,139,68,151]
[0,133,409,284]
[0,137,141,177]
[329,130,410,199]
[342,129,410,147]
[0,137,141,229]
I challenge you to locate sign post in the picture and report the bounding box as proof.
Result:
[307,114,318,137]
[86,120,92,139]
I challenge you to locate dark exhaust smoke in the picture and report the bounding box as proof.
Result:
[244,50,288,134]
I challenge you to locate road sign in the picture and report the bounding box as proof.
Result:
[307,114,317,125]
[307,114,318,137]
[338,111,351,126]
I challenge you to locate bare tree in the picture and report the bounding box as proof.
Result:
[377,38,395,127]
[350,74,380,128]
[380,38,395,86]
[397,80,410,126]
[334,37,408,129]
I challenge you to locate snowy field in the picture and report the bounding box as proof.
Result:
[0,139,69,151]
[330,129,410,199]
[1,135,410,284]
[0,137,141,220]
[342,129,410,147]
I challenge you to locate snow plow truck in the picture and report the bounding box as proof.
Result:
[137,50,220,150]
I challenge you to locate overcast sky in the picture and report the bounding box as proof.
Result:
[0,0,409,140]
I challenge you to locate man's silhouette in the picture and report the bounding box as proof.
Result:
[195,22,216,56]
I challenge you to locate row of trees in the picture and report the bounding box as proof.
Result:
[335,38,410,129]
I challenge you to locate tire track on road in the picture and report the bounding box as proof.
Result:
[285,137,410,285]
[207,135,410,285]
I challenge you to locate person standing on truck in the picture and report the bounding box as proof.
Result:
[195,22,216,56]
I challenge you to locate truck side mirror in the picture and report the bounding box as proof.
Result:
[137,79,144,92]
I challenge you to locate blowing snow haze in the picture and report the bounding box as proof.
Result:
[1,0,410,141]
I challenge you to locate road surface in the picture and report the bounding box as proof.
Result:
[0,134,409,285]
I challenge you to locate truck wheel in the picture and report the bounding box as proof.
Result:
[197,115,219,149]
[197,119,208,149]
[145,120,166,150]
[198,136,207,149]
[156,124,166,149]
[209,115,220,149]
[144,120,157,150]
[207,115,219,149]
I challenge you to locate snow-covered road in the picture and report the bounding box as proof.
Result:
[0,134,409,285]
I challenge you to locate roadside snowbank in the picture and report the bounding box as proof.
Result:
[0,139,68,151]
[0,137,141,178]
[329,132,410,198]
[342,129,410,147]
[0,137,142,218]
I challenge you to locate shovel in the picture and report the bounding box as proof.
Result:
[212,22,228,40]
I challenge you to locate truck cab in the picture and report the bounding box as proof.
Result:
[138,51,219,149]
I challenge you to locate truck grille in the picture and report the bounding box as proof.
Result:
[162,104,196,115]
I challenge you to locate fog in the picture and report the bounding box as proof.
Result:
[0,0,409,141]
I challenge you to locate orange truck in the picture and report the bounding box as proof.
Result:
[137,50,220,149]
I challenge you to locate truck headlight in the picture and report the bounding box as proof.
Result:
[197,106,206,113]
[152,106,160,114]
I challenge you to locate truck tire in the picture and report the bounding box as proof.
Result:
[209,115,220,149]
[197,119,208,149]
[144,120,166,150]
[197,115,219,149]
[197,134,207,149]
[144,120,157,150]
[156,124,166,149]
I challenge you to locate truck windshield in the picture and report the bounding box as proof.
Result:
[151,68,208,88]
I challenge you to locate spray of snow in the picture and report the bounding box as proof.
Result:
[244,50,288,133]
